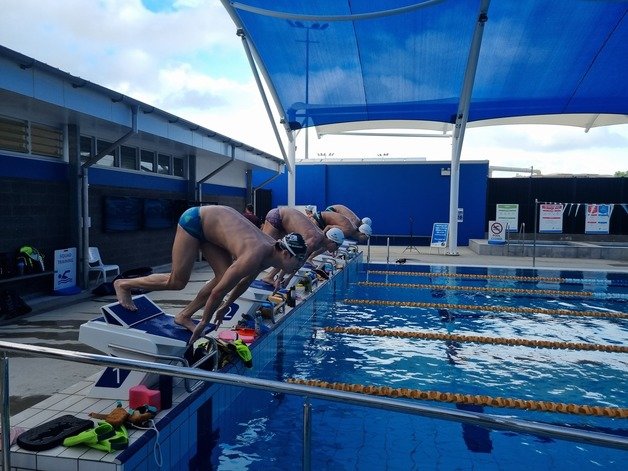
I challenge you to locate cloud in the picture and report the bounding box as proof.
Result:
[0,0,626,175]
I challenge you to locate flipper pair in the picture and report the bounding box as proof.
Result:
[63,422,128,452]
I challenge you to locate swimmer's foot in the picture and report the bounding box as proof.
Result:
[114,280,137,311]
[174,314,198,333]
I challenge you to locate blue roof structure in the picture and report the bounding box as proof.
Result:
[222,0,627,131]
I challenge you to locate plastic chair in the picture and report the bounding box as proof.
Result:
[88,247,120,285]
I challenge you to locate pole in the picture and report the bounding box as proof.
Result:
[533,199,538,267]
[1,353,11,470]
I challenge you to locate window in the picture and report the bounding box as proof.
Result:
[80,135,93,161]
[120,145,138,170]
[157,153,171,175]
[0,116,62,158]
[173,156,184,177]
[97,139,117,167]
[140,150,155,172]
[30,122,62,158]
[0,116,28,153]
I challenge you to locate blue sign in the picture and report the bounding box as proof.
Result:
[431,223,449,247]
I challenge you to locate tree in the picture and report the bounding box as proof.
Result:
[614,171,628,177]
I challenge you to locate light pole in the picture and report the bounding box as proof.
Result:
[288,21,328,159]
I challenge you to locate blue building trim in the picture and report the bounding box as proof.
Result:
[0,153,68,181]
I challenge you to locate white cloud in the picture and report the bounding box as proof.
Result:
[1,0,626,175]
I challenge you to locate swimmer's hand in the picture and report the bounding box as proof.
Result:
[188,320,207,346]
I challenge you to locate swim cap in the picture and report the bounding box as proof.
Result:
[325,227,344,245]
[361,217,372,226]
[281,232,308,258]
[358,224,372,237]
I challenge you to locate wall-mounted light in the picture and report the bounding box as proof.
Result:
[441,167,451,176]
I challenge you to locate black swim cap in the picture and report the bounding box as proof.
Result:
[281,232,307,257]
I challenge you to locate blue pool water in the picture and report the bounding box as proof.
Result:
[210,264,627,470]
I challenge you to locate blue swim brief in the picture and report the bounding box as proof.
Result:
[179,206,206,242]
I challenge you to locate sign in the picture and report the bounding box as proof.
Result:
[457,208,464,223]
[488,220,506,245]
[585,204,611,234]
[539,203,564,233]
[496,203,519,232]
[54,247,77,292]
[430,223,449,247]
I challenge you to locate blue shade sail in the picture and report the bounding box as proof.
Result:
[222,0,628,130]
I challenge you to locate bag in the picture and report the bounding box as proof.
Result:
[17,246,45,274]
[0,289,32,320]
[92,267,154,296]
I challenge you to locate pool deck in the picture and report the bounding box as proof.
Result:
[1,245,626,469]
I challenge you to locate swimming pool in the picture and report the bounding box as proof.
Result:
[209,263,627,470]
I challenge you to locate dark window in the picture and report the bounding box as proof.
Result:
[80,135,93,161]
[140,149,155,172]
[97,139,117,167]
[173,156,184,177]
[120,145,138,170]
[157,153,171,175]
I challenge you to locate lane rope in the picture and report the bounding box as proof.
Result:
[368,270,628,287]
[323,326,628,353]
[358,280,628,300]
[343,298,628,320]
[287,378,628,418]
[358,281,594,298]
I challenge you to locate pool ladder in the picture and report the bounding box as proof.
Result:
[506,223,526,256]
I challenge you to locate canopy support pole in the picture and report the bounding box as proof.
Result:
[288,132,296,206]
[447,0,490,255]
[236,28,292,173]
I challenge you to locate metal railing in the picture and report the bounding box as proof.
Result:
[2,340,627,470]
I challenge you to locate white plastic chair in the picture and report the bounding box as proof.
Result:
[88,247,120,284]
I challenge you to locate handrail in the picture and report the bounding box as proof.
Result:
[2,340,627,470]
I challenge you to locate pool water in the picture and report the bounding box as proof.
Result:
[210,264,627,470]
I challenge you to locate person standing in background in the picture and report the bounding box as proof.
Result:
[242,203,261,228]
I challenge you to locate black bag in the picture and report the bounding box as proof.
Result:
[0,289,32,320]
[91,267,153,296]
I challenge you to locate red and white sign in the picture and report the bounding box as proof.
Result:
[539,204,563,233]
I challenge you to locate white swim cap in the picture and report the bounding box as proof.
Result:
[358,224,372,237]
[361,217,372,226]
[325,227,345,245]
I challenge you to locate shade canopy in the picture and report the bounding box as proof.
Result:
[222,0,628,133]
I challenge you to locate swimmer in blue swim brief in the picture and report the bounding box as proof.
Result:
[114,205,308,345]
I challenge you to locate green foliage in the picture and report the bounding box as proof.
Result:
[614,171,628,177]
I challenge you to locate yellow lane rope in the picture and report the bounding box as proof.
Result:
[343,298,628,320]
[358,281,592,298]
[368,270,601,285]
[287,378,628,418]
[323,326,627,353]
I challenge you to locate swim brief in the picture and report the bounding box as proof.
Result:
[178,206,207,242]
[265,208,285,232]
[325,206,337,213]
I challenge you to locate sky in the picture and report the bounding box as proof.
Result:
[1,0,626,177]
